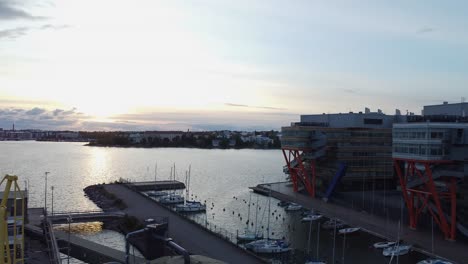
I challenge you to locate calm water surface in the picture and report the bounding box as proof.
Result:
[0,141,427,263]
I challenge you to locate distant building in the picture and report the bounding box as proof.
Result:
[143,131,183,142]
[424,101,468,117]
[281,108,404,189]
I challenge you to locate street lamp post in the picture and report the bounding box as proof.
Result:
[67,215,72,264]
[51,186,54,216]
[44,172,49,217]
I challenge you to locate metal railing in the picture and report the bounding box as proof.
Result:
[43,217,62,264]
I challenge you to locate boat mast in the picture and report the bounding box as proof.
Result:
[254,195,259,236]
[267,190,271,240]
[246,192,252,231]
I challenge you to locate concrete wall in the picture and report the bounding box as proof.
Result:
[300,112,397,128]
[424,102,468,116]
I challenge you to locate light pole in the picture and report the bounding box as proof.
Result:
[51,186,54,216]
[44,172,49,217]
[67,215,72,264]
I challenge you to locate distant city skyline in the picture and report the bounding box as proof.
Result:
[1,0,467,131]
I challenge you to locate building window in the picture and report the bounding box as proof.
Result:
[364,118,383,125]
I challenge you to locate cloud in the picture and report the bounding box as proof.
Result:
[417,27,435,34]
[40,24,70,30]
[0,27,30,39]
[0,1,45,20]
[0,107,87,130]
[0,106,292,131]
[342,88,358,94]
[224,103,287,111]
[25,107,46,115]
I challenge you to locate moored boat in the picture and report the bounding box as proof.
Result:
[159,194,184,204]
[245,239,291,253]
[175,201,206,212]
[301,214,322,222]
[237,231,264,242]
[285,203,302,211]
[382,244,412,257]
[416,259,453,264]
[373,241,397,249]
[338,227,360,235]
[147,190,169,197]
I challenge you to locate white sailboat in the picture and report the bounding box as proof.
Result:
[416,259,453,264]
[302,214,322,222]
[175,165,205,212]
[382,244,412,257]
[285,202,302,211]
[245,191,291,254]
[373,241,397,249]
[237,193,263,242]
[338,227,360,235]
[148,162,169,197]
[160,163,184,205]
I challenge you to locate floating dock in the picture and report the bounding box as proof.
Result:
[127,180,185,191]
[256,182,468,264]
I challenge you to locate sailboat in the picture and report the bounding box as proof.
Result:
[147,162,169,197]
[159,164,184,205]
[175,165,206,212]
[416,259,453,264]
[245,190,291,254]
[237,193,263,242]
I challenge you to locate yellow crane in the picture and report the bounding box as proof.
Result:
[0,175,24,264]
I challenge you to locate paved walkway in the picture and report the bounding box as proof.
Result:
[104,184,263,264]
[262,182,467,264]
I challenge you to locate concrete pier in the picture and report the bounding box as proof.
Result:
[128,180,185,192]
[258,182,468,264]
[104,183,264,263]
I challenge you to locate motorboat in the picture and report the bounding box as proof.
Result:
[147,190,169,197]
[159,194,184,204]
[245,239,291,253]
[373,241,397,249]
[338,227,360,235]
[175,201,206,212]
[301,214,322,222]
[285,203,302,211]
[416,259,453,264]
[322,219,345,230]
[237,230,264,242]
[382,244,412,257]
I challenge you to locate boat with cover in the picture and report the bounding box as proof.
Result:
[302,214,322,222]
[416,259,453,264]
[159,194,184,204]
[338,227,360,235]
[373,241,397,249]
[285,203,302,211]
[245,239,291,253]
[382,244,412,257]
[175,201,206,212]
[147,190,169,197]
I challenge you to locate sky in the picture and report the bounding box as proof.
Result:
[1,0,467,131]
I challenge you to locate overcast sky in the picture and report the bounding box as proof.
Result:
[1,0,467,131]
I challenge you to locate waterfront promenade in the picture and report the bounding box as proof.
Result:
[104,184,263,264]
[260,182,467,264]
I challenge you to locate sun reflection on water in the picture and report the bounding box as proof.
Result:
[54,221,103,235]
